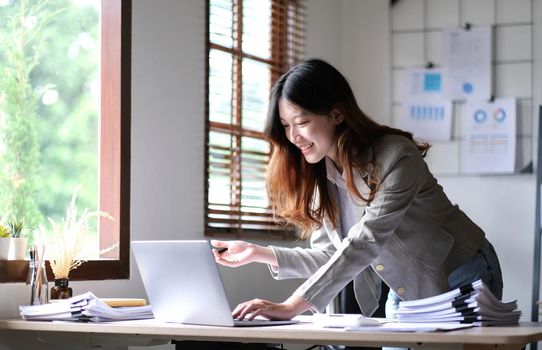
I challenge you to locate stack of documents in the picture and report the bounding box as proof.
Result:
[20,292,154,322]
[396,279,521,326]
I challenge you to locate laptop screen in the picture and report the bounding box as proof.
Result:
[132,240,235,326]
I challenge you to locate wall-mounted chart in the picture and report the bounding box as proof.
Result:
[461,98,516,174]
[398,68,452,141]
[390,0,534,175]
[442,26,492,101]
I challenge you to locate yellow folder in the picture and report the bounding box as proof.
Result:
[100,298,147,307]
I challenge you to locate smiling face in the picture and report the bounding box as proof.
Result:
[278,97,343,165]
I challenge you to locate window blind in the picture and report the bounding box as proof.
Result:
[205,0,304,236]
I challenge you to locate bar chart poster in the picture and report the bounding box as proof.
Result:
[398,68,452,141]
[461,98,516,174]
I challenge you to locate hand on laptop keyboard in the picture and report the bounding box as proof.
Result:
[232,295,312,322]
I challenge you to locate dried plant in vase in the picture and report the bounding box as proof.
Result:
[35,188,118,298]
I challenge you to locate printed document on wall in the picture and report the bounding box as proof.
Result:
[442,26,492,101]
[461,98,516,174]
[398,68,452,141]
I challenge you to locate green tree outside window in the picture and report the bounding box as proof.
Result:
[0,0,99,242]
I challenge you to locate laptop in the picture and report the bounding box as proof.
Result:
[131,240,299,327]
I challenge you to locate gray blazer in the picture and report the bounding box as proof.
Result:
[269,134,485,316]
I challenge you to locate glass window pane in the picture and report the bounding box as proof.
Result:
[209,49,233,124]
[0,0,100,250]
[208,131,233,205]
[206,0,304,236]
[242,59,270,132]
[242,136,269,154]
[242,0,271,59]
[210,0,234,48]
[241,137,269,208]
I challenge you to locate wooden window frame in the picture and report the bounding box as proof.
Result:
[204,0,303,239]
[0,0,131,283]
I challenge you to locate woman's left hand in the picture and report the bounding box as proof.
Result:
[232,295,312,321]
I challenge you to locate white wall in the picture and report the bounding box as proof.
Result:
[1,0,540,349]
[339,0,390,124]
[305,0,342,65]
[305,0,390,122]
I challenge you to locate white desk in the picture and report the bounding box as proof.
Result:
[1,318,542,349]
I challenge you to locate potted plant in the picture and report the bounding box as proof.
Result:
[35,187,117,299]
[8,218,27,260]
[0,225,10,259]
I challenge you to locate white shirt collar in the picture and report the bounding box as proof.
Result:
[325,157,348,190]
[324,146,374,190]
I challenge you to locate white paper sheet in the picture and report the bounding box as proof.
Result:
[345,322,474,332]
[398,68,453,141]
[461,98,516,174]
[312,313,382,328]
[442,26,492,101]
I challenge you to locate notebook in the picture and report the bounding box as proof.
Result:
[131,240,299,327]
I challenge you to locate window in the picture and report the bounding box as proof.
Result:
[205,0,304,237]
[0,0,131,283]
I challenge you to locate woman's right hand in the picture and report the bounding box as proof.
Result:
[211,240,277,268]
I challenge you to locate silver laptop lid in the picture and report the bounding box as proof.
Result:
[132,240,234,326]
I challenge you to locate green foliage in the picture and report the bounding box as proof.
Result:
[0,0,99,240]
[0,226,10,238]
[8,217,24,238]
[30,0,99,222]
[0,0,49,230]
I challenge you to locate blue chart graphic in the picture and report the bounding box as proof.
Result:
[409,105,445,120]
[493,108,506,123]
[472,108,507,124]
[462,82,473,94]
[424,73,442,92]
[473,109,487,123]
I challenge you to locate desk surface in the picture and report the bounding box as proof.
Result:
[1,318,542,349]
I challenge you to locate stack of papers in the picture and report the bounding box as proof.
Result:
[20,292,154,322]
[396,279,521,326]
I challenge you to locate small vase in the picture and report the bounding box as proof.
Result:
[51,278,73,300]
[8,237,27,260]
[0,239,10,260]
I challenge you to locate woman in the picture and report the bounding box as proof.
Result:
[212,58,503,321]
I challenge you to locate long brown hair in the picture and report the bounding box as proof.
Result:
[264,59,429,239]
